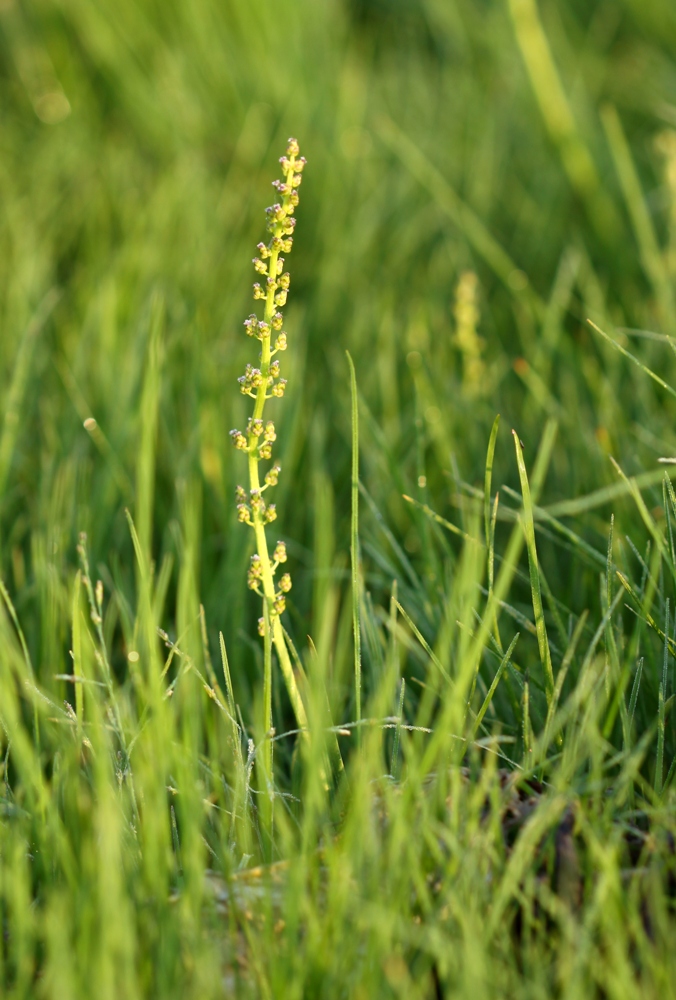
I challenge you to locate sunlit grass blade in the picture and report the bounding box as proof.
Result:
[512,429,555,700]
[602,104,676,333]
[472,632,519,738]
[484,414,500,549]
[346,350,362,744]
[588,319,676,400]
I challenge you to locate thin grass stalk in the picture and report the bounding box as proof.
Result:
[230,140,308,735]
[513,429,555,701]
[346,350,362,745]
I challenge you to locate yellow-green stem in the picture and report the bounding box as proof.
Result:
[245,153,307,733]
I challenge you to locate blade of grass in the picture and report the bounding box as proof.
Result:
[390,678,405,779]
[394,599,452,685]
[540,609,589,759]
[472,632,520,738]
[628,657,644,735]
[484,414,500,549]
[346,351,362,745]
[377,116,543,313]
[588,319,676,400]
[602,104,676,334]
[656,601,669,795]
[0,289,59,511]
[136,292,165,570]
[71,571,84,726]
[513,429,555,701]
[402,493,481,545]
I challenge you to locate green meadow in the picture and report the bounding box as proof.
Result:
[1,0,676,995]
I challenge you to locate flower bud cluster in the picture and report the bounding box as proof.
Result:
[229,429,248,451]
[265,464,281,487]
[247,553,263,591]
[244,315,269,339]
[236,485,278,527]
[248,546,293,629]
[236,363,287,400]
[238,364,264,395]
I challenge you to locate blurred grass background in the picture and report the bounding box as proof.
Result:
[1,0,676,695]
[2,0,676,994]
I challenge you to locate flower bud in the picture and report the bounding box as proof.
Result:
[281,238,293,253]
[247,554,263,589]
[274,333,288,351]
[278,272,291,291]
[271,312,284,331]
[274,290,288,307]
[253,283,266,300]
[264,421,276,442]
[235,485,247,503]
[265,504,277,523]
[247,417,263,437]
[271,379,288,397]
[269,360,280,378]
[257,617,266,637]
[244,314,258,336]
[273,540,287,563]
[265,465,281,487]
[229,429,248,450]
[274,595,286,614]
[252,257,267,274]
[257,321,270,338]
[279,573,292,593]
[256,241,270,259]
[259,442,272,460]
[286,138,300,157]
[237,504,251,524]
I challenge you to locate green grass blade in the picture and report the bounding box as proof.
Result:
[472,632,519,737]
[390,678,405,779]
[628,657,644,733]
[377,116,542,312]
[484,414,500,549]
[136,292,165,569]
[589,320,676,401]
[656,601,669,795]
[512,429,555,700]
[602,104,676,333]
[394,599,452,685]
[0,289,59,510]
[346,351,362,742]
[71,571,84,725]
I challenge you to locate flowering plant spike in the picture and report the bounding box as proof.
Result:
[230,138,307,732]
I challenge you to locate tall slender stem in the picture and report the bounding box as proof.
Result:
[231,140,308,738]
[347,351,361,745]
